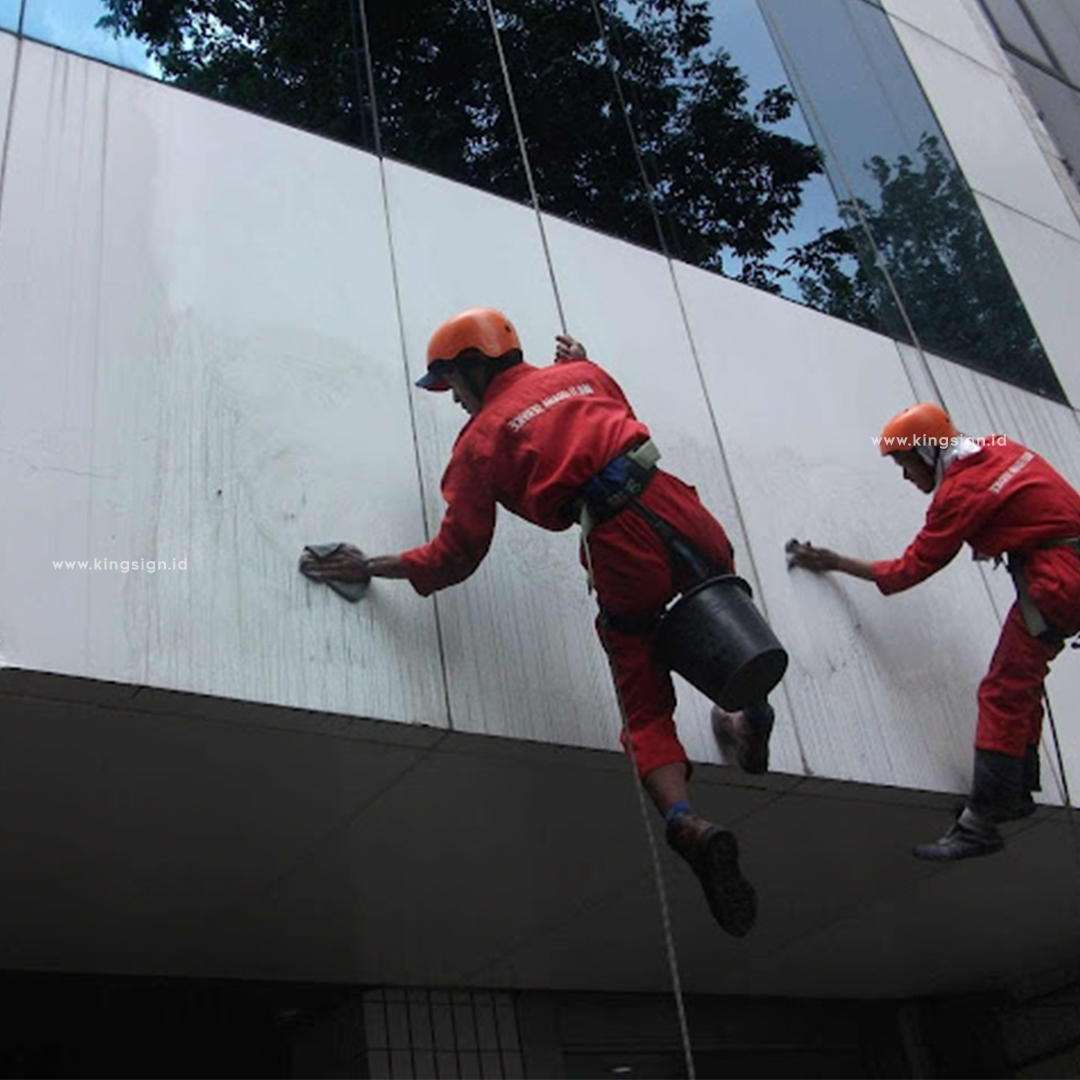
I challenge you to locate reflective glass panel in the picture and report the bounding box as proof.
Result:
[0,0,19,33]
[364,0,530,204]
[82,0,376,151]
[981,0,1053,65]
[23,0,159,75]
[1014,56,1080,182]
[1024,0,1080,85]
[494,0,852,305]
[761,0,1063,401]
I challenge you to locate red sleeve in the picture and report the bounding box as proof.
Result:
[872,478,991,595]
[399,437,497,597]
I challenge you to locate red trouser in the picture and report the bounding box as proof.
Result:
[583,471,734,779]
[976,548,1080,758]
[975,604,1062,757]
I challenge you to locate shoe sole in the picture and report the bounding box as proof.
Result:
[696,828,757,937]
[912,838,1004,861]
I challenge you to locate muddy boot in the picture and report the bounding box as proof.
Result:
[712,702,774,774]
[913,807,1004,861]
[666,812,757,936]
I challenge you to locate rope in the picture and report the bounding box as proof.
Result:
[580,532,698,1080]
[480,0,567,335]
[352,0,457,728]
[585,0,810,774]
[480,3,695,1074]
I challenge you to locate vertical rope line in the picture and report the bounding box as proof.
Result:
[480,3,694,1073]
[481,0,567,334]
[353,0,456,728]
[581,532,697,1080]
[586,0,671,259]
[588,0,810,771]
[757,0,948,411]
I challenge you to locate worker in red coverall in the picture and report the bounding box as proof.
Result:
[789,402,1080,860]
[301,307,775,936]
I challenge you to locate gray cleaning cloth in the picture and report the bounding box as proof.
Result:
[299,543,367,603]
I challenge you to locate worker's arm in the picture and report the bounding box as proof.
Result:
[869,485,987,594]
[787,541,877,581]
[554,334,588,363]
[397,440,498,596]
[789,480,985,594]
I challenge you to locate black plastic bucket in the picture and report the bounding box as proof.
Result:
[654,575,788,710]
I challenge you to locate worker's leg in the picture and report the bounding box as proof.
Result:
[598,617,688,783]
[915,605,1060,861]
[975,605,1060,759]
[598,618,756,936]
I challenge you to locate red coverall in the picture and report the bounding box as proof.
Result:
[872,437,1080,757]
[400,358,734,777]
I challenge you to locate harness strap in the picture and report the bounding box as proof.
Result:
[1007,536,1080,646]
[574,440,719,635]
[577,438,661,539]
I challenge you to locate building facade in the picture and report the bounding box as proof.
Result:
[0,0,1079,1075]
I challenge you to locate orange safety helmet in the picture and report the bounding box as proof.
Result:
[877,402,957,456]
[417,307,522,391]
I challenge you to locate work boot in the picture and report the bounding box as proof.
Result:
[971,748,1029,823]
[913,808,1004,861]
[711,702,774,774]
[666,812,757,936]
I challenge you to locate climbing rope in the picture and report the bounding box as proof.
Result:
[481,0,568,336]
[480,1,697,1074]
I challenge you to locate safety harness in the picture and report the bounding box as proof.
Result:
[573,439,716,633]
[1007,537,1080,646]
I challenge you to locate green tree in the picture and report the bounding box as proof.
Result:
[787,135,1059,398]
[100,0,823,290]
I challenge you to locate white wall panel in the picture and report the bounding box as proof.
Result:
[0,44,447,725]
[382,160,620,749]
[541,216,802,773]
[894,19,1080,241]
[974,194,1080,407]
[881,0,999,69]
[676,266,1006,792]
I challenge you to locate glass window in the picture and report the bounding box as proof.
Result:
[761,0,1064,401]
[363,0,530,204]
[23,0,160,75]
[1014,56,1080,181]
[0,0,20,34]
[1022,0,1080,85]
[981,0,1053,65]
[81,0,377,151]
[491,0,852,306]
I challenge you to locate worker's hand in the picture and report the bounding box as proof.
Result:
[299,542,372,583]
[786,539,840,573]
[554,334,587,363]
